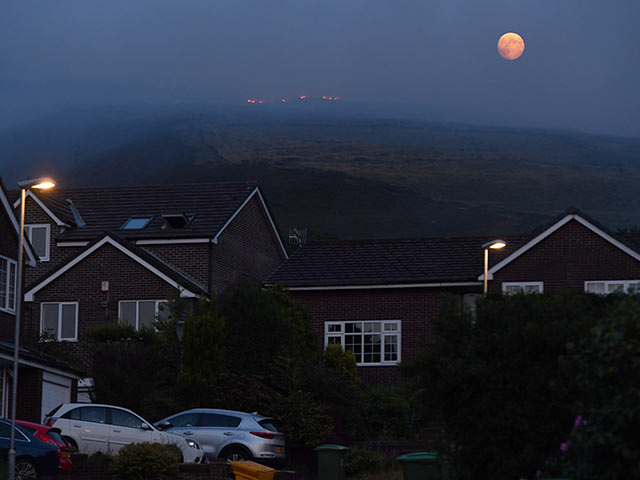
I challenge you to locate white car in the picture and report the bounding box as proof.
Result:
[43,403,202,463]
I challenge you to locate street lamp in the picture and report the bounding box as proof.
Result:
[482,240,506,295]
[8,177,56,480]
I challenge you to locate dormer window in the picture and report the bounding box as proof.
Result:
[25,224,51,261]
[161,214,195,230]
[121,217,152,230]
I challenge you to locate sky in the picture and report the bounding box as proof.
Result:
[1,0,639,137]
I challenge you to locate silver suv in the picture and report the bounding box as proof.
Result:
[154,408,286,466]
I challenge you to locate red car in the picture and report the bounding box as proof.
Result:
[16,420,72,473]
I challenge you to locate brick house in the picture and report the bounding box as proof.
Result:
[14,182,287,374]
[1,178,82,422]
[267,207,640,383]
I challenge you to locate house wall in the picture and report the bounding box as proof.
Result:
[21,195,84,286]
[210,195,286,295]
[23,243,188,371]
[0,201,18,342]
[17,367,43,422]
[291,287,460,384]
[141,243,210,292]
[491,219,640,293]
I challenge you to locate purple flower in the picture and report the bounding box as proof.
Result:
[573,415,583,430]
[560,442,569,453]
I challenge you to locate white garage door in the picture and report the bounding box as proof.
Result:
[41,372,72,423]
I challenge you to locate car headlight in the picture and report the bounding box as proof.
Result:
[185,438,200,449]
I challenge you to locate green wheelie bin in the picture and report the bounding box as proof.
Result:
[396,452,440,480]
[315,444,349,480]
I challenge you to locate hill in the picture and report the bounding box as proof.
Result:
[2,104,640,239]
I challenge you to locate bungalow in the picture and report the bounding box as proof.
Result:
[266,207,640,384]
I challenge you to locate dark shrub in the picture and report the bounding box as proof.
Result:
[111,442,180,480]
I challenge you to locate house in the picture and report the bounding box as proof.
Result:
[14,182,287,372]
[266,207,640,384]
[0,178,82,422]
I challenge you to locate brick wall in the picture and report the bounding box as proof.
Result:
[210,195,286,295]
[291,287,466,384]
[142,242,209,290]
[24,242,188,371]
[0,203,18,258]
[17,367,43,422]
[491,219,640,293]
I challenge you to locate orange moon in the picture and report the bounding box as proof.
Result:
[497,32,525,60]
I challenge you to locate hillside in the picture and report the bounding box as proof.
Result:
[2,104,640,239]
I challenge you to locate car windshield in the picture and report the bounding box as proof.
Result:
[258,419,279,432]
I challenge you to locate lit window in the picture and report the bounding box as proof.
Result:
[585,280,640,295]
[25,224,50,261]
[502,282,544,295]
[324,320,401,366]
[121,217,152,230]
[41,302,78,341]
[119,300,169,330]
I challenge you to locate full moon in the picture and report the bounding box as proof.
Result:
[497,32,525,61]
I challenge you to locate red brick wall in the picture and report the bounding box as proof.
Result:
[17,367,43,422]
[23,242,189,371]
[210,195,286,295]
[491,219,640,293]
[141,243,209,290]
[0,196,18,342]
[291,287,461,384]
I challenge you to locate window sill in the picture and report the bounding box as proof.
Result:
[356,362,401,367]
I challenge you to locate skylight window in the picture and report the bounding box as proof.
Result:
[122,217,152,230]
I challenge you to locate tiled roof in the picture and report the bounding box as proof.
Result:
[267,235,527,287]
[0,340,84,377]
[28,182,259,241]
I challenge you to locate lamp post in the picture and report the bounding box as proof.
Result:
[8,177,55,480]
[482,240,506,295]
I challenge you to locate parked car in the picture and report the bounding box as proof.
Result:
[16,420,72,473]
[154,408,286,466]
[43,403,202,463]
[0,417,61,479]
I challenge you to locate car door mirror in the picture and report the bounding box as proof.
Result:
[155,421,172,431]
[141,423,152,431]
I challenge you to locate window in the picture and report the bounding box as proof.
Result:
[25,224,50,261]
[63,406,107,423]
[200,413,242,428]
[41,302,78,341]
[325,320,401,366]
[585,280,640,295]
[0,256,17,313]
[168,413,201,428]
[119,300,169,330]
[502,282,544,295]
[121,217,152,230]
[110,408,144,428]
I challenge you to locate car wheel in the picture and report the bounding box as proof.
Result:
[63,436,78,452]
[221,447,252,463]
[15,458,38,480]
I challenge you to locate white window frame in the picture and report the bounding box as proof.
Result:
[502,282,544,295]
[118,300,168,330]
[324,320,401,366]
[0,255,17,313]
[40,302,78,341]
[25,224,51,262]
[584,280,640,295]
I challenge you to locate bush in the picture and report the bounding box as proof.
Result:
[358,386,414,440]
[345,448,382,477]
[111,442,180,480]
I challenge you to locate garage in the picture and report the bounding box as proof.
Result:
[41,372,72,423]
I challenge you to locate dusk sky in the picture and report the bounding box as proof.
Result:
[1,0,639,136]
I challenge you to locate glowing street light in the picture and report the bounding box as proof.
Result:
[8,177,56,480]
[482,240,506,295]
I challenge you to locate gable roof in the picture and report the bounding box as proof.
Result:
[0,177,38,266]
[266,235,525,289]
[481,207,640,280]
[24,232,207,301]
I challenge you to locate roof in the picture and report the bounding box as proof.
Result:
[0,340,84,378]
[14,181,263,242]
[267,206,640,289]
[25,232,208,301]
[267,235,526,288]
